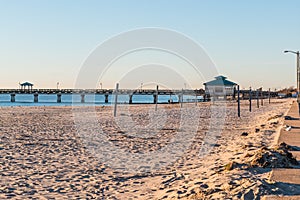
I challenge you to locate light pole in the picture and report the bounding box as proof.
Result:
[100,82,102,89]
[284,50,300,113]
[57,82,59,90]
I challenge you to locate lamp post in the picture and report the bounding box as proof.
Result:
[57,82,59,90]
[100,82,102,89]
[284,50,300,113]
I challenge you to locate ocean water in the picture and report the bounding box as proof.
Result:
[0,94,203,107]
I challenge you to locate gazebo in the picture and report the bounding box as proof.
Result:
[20,82,34,91]
[203,75,237,100]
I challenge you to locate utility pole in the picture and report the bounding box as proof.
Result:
[284,50,300,113]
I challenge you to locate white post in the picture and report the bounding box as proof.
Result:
[113,83,119,117]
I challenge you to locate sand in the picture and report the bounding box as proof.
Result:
[0,98,295,199]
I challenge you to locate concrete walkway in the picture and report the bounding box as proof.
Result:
[263,101,300,199]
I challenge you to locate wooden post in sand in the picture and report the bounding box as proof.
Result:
[113,83,119,117]
[155,85,158,111]
[129,94,133,104]
[104,94,109,103]
[237,85,240,117]
[268,88,271,104]
[233,87,236,100]
[249,87,252,112]
[256,89,259,108]
[180,88,183,108]
[261,87,263,106]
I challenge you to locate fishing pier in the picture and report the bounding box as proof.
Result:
[0,88,206,104]
[0,88,278,104]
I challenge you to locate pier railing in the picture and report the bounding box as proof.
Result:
[0,89,205,95]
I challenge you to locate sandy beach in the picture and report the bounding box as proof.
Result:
[0,99,297,199]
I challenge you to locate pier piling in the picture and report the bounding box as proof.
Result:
[10,93,15,102]
[57,93,62,103]
[129,94,133,104]
[105,94,109,103]
[81,94,85,103]
[34,93,38,103]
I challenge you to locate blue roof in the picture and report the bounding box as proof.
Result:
[204,76,237,86]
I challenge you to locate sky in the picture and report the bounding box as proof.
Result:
[0,0,300,90]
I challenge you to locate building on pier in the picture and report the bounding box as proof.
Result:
[20,82,34,91]
[203,75,237,100]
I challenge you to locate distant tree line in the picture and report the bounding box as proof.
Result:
[277,86,297,97]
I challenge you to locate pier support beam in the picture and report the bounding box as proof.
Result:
[81,94,85,103]
[129,94,133,104]
[34,93,38,103]
[104,94,109,103]
[57,93,62,103]
[10,93,16,102]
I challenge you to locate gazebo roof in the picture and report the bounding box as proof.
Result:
[204,75,237,86]
[20,82,34,86]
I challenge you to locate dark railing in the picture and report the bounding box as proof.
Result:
[0,89,206,95]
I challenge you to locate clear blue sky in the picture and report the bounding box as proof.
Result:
[1,0,300,90]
